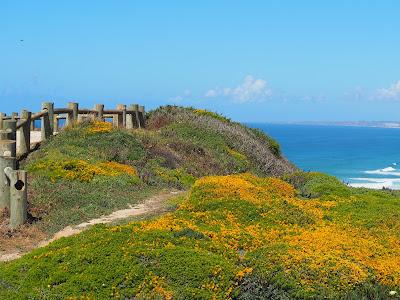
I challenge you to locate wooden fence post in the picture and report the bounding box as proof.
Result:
[0,139,16,157]
[0,120,17,210]
[95,104,104,121]
[126,105,135,129]
[138,105,146,128]
[18,110,31,156]
[4,167,27,228]
[3,120,17,157]
[0,157,16,210]
[67,102,79,126]
[116,104,126,128]
[54,115,59,133]
[42,102,54,133]
[41,112,52,141]
[0,113,5,130]
[131,104,140,128]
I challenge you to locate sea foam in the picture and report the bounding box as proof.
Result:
[349,178,400,189]
[349,165,400,189]
[364,166,400,176]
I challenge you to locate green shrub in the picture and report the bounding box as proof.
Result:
[238,274,292,300]
[147,106,296,177]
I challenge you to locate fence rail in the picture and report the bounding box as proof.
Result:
[0,102,146,229]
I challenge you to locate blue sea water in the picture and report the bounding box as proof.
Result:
[249,123,400,189]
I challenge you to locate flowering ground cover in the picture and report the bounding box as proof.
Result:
[1,172,399,299]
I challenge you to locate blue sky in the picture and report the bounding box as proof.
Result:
[1,1,400,122]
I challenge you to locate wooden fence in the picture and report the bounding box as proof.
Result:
[0,102,146,229]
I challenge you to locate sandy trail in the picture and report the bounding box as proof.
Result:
[13,130,43,157]
[29,131,42,145]
[0,190,184,262]
[16,130,42,153]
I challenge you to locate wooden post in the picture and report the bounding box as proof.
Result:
[116,104,126,128]
[138,105,146,128]
[18,110,31,156]
[126,105,135,129]
[42,102,54,133]
[0,140,16,157]
[54,115,59,132]
[0,157,16,209]
[67,102,79,126]
[41,112,52,141]
[131,104,140,128]
[95,104,104,121]
[4,119,17,141]
[0,113,5,130]
[4,167,27,228]
[0,120,16,210]
[112,114,117,127]
[0,124,17,211]
[3,120,17,157]
[0,132,15,155]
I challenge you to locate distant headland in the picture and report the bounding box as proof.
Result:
[270,121,400,128]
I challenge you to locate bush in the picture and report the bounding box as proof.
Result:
[147,106,296,177]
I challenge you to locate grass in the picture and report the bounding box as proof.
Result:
[28,175,159,234]
[1,173,399,299]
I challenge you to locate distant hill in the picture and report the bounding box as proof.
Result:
[274,120,400,128]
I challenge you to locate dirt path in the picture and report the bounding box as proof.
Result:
[0,189,184,262]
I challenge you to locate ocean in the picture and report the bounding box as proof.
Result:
[250,123,400,190]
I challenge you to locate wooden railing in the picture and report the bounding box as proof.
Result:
[0,102,146,228]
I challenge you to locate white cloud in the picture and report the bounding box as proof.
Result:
[205,75,273,103]
[376,80,400,100]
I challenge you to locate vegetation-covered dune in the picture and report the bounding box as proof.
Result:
[1,107,399,299]
[1,173,400,299]
[0,106,293,254]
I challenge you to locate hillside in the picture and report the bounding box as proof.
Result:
[1,107,400,299]
[0,106,294,255]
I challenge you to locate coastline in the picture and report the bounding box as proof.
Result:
[254,121,400,129]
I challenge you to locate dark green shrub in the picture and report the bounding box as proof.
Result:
[238,274,291,300]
